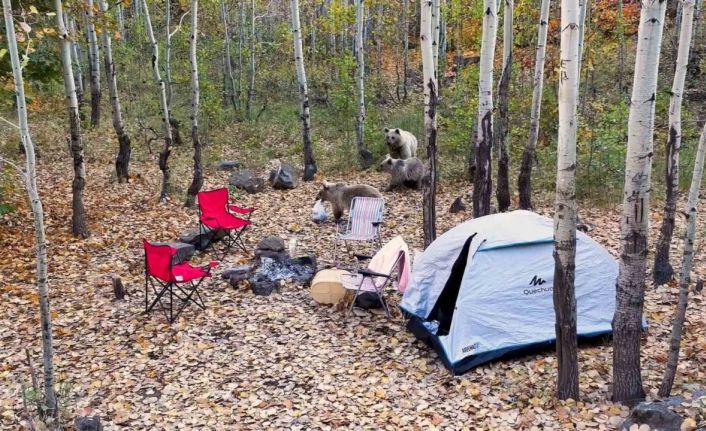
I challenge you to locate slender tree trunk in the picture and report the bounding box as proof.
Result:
[654,0,696,286]
[617,0,626,93]
[688,0,702,74]
[517,0,550,210]
[86,0,101,127]
[68,17,84,106]
[165,0,173,108]
[238,1,245,108]
[375,3,383,79]
[472,0,498,218]
[221,0,238,111]
[117,3,125,38]
[612,0,667,404]
[496,0,512,212]
[402,0,409,100]
[185,0,202,208]
[247,0,256,120]
[355,0,373,168]
[143,0,173,202]
[3,0,57,417]
[291,0,318,180]
[99,0,131,184]
[576,0,588,83]
[439,0,447,77]
[421,0,438,247]
[659,119,706,398]
[553,0,581,401]
[432,0,440,78]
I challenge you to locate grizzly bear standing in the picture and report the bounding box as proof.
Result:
[384,128,418,160]
[379,154,424,191]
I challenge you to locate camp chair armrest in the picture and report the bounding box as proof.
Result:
[358,268,390,279]
[354,254,373,262]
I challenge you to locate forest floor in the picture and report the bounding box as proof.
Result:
[1,147,705,430]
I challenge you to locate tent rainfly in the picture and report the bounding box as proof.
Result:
[400,210,622,374]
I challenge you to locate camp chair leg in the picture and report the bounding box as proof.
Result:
[347,277,366,317]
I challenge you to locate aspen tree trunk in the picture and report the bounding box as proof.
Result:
[355,0,373,168]
[117,3,124,38]
[165,0,173,108]
[472,0,498,218]
[654,0,696,286]
[238,1,245,106]
[68,17,84,106]
[421,0,438,247]
[496,0,513,213]
[432,0,440,78]
[375,3,383,78]
[291,0,318,181]
[688,0,702,72]
[86,0,101,127]
[517,0,550,210]
[553,0,581,400]
[56,0,90,238]
[612,0,667,404]
[617,0,626,93]
[402,0,410,100]
[143,0,173,202]
[221,0,238,111]
[3,0,57,416]
[439,0,447,75]
[659,119,706,398]
[99,0,131,184]
[246,0,256,119]
[576,0,588,81]
[185,0,202,208]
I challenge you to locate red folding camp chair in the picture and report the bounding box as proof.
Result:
[197,188,253,257]
[143,240,217,323]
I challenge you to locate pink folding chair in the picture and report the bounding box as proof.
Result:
[143,240,218,323]
[334,197,385,263]
[197,188,253,257]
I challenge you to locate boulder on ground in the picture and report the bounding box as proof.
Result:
[620,401,684,431]
[216,160,241,171]
[269,162,299,190]
[154,242,195,264]
[75,416,103,431]
[223,265,253,286]
[255,236,288,260]
[229,169,265,194]
[178,227,226,251]
[248,273,279,296]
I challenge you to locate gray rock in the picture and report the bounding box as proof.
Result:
[449,196,467,214]
[75,416,103,431]
[223,265,253,286]
[229,169,265,194]
[178,227,226,251]
[153,242,195,264]
[257,236,285,252]
[269,163,299,190]
[216,160,241,171]
[620,401,684,431]
[248,274,279,296]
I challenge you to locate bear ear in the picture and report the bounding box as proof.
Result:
[384,128,389,133]
[395,129,401,134]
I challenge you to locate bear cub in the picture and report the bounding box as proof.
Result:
[384,128,418,160]
[316,182,383,220]
[379,154,424,191]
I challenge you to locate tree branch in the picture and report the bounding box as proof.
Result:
[0,116,20,129]
[169,11,190,38]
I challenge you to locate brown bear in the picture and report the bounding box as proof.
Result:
[316,182,383,220]
[384,128,418,160]
[379,154,424,191]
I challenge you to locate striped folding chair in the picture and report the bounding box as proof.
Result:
[334,197,385,264]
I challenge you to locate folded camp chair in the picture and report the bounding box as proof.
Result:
[197,188,253,258]
[143,240,218,323]
[342,247,404,319]
[334,197,385,264]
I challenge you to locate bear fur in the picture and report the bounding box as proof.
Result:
[379,154,424,191]
[316,182,383,220]
[384,128,418,160]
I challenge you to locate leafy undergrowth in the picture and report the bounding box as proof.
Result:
[0,154,705,430]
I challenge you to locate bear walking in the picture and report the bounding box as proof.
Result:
[379,154,424,191]
[316,182,383,220]
[384,128,418,160]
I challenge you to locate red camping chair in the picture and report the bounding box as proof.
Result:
[197,188,253,257]
[143,240,217,323]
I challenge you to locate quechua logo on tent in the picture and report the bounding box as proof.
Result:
[529,275,546,286]
[523,275,551,295]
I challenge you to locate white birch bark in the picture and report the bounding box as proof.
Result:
[290,0,318,180]
[98,0,131,183]
[421,0,438,246]
[247,0,256,119]
[402,0,410,100]
[654,0,696,285]
[56,0,89,238]
[117,3,124,38]
[576,0,588,82]
[68,16,84,104]
[238,1,245,105]
[553,0,581,400]
[221,0,237,111]
[3,0,57,415]
[354,0,372,168]
[472,0,498,218]
[518,0,551,210]
[185,0,203,208]
[659,119,706,398]
[612,0,667,404]
[86,0,101,127]
[432,0,440,78]
[142,0,173,202]
[165,0,172,108]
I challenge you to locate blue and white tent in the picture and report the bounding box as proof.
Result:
[400,210,618,374]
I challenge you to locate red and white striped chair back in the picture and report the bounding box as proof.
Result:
[345,197,385,240]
